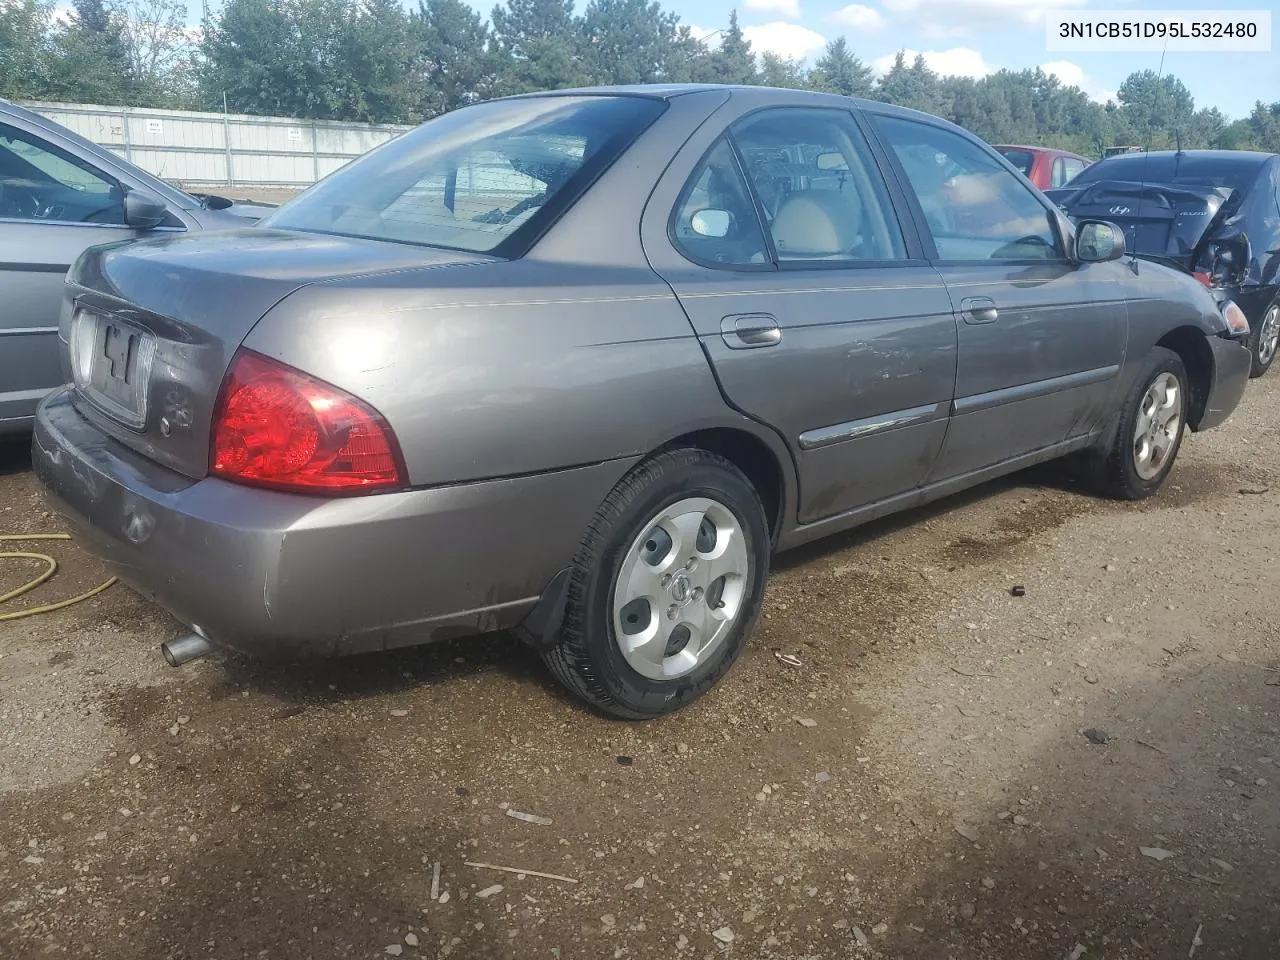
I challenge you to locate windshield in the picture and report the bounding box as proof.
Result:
[264,96,665,256]
[995,148,1035,176]
[1069,153,1267,192]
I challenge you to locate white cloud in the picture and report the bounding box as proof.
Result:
[881,0,1091,30]
[1040,59,1116,104]
[827,3,886,30]
[743,22,827,61]
[745,0,802,20]
[871,47,995,79]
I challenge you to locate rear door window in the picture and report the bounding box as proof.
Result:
[996,148,1035,177]
[670,138,771,267]
[732,107,906,263]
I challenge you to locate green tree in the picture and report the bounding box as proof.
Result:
[1239,100,1280,151]
[758,52,807,89]
[0,0,54,99]
[694,10,756,85]
[119,0,197,106]
[579,0,685,85]
[1116,69,1195,148]
[809,37,871,98]
[489,0,584,93]
[874,52,941,114]
[413,0,496,116]
[47,0,136,103]
[330,0,421,122]
[200,0,418,121]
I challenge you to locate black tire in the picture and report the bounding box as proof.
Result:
[1091,347,1189,500]
[543,448,770,719]
[1247,299,1280,378]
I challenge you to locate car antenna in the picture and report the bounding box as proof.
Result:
[1130,39,1170,276]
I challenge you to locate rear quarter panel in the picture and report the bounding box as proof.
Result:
[244,258,776,486]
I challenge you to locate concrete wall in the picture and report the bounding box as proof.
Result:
[19,101,411,189]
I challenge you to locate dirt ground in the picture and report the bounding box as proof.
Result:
[1,373,1278,960]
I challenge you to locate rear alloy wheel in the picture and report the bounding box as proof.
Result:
[544,449,769,719]
[1249,300,1280,378]
[1092,346,1188,500]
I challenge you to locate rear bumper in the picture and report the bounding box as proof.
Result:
[34,388,633,657]
[1197,333,1252,432]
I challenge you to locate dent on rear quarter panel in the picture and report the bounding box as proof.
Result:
[242,258,734,486]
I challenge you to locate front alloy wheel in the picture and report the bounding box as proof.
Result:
[1091,346,1188,500]
[1131,371,1182,481]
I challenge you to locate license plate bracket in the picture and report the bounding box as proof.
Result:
[82,312,156,430]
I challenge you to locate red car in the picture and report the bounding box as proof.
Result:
[993,145,1090,190]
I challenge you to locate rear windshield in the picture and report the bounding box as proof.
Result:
[264,96,665,256]
[995,148,1035,176]
[1068,154,1267,191]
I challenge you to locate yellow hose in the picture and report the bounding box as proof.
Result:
[0,534,117,622]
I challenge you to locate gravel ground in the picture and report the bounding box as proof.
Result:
[1,373,1278,960]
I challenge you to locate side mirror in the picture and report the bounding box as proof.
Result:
[123,189,168,230]
[1076,220,1125,263]
[690,209,732,239]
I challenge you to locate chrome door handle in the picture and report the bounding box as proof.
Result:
[721,314,781,349]
[960,297,998,324]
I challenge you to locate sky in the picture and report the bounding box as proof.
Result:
[671,0,1279,118]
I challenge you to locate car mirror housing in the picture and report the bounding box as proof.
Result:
[1076,220,1126,263]
[690,209,733,239]
[123,189,168,230]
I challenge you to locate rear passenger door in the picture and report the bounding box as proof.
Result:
[866,111,1126,481]
[642,102,957,526]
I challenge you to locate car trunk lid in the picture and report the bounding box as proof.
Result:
[66,227,493,479]
[1058,178,1235,269]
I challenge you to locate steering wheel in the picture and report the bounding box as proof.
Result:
[0,183,40,219]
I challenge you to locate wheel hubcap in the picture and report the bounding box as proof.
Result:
[1132,371,1182,481]
[612,497,750,681]
[1259,305,1280,366]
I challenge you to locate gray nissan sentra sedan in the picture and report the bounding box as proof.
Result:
[33,85,1252,718]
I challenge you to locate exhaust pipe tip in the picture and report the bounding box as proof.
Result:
[161,632,214,667]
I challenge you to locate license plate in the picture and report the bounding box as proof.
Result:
[79,311,156,429]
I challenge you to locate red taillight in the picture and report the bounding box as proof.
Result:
[1192,271,1212,287]
[211,350,405,495]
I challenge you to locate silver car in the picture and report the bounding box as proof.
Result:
[0,99,267,435]
[33,86,1252,718]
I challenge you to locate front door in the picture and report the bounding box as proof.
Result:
[867,111,1127,482]
[0,121,142,426]
[643,104,957,526]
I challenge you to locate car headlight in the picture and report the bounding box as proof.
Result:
[1220,300,1250,338]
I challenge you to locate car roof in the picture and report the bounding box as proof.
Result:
[993,144,1086,158]
[502,83,979,137]
[1092,149,1277,169]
